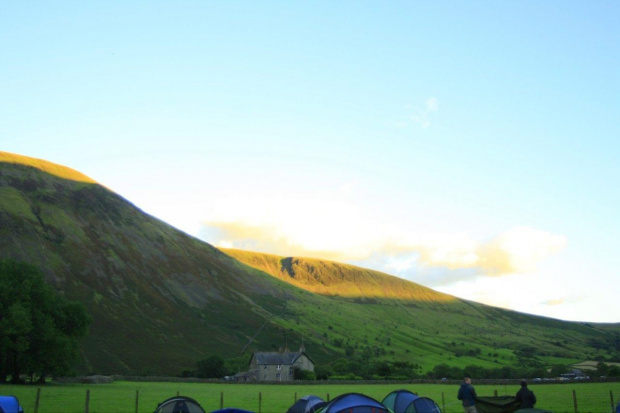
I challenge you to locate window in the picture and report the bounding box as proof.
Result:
[277,364,282,371]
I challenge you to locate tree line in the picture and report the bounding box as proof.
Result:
[190,354,620,381]
[0,259,91,383]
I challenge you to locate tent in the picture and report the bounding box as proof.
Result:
[473,396,554,413]
[0,396,24,413]
[153,396,206,413]
[318,393,390,413]
[211,409,255,413]
[382,390,441,413]
[473,396,521,413]
[287,395,326,413]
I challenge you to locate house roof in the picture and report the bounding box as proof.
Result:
[251,351,314,366]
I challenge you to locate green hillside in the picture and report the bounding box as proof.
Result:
[223,249,620,371]
[0,151,618,377]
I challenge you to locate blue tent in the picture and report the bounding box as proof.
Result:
[382,390,441,413]
[318,393,390,413]
[287,395,326,413]
[153,396,206,413]
[0,396,24,413]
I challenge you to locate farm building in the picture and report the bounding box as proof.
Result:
[243,344,314,382]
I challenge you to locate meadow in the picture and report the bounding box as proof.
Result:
[1,381,619,413]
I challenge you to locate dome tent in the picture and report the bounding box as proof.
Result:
[317,393,390,413]
[0,396,24,413]
[287,395,326,413]
[382,389,441,413]
[153,396,206,413]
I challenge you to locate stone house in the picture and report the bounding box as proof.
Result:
[247,345,314,382]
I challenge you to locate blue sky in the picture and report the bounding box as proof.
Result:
[2,1,619,322]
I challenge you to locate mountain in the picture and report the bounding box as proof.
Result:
[0,151,618,376]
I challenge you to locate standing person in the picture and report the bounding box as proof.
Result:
[516,380,537,408]
[457,377,478,413]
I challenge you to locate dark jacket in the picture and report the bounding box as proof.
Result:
[458,382,477,407]
[516,386,536,408]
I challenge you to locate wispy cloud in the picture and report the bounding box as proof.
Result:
[199,185,386,262]
[409,97,439,129]
[369,228,566,288]
[541,296,583,306]
[200,191,566,283]
[472,226,567,275]
[542,298,566,306]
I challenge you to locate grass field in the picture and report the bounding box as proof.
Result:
[1,381,619,413]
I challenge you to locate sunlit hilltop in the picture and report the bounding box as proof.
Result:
[222,248,458,303]
[0,151,97,184]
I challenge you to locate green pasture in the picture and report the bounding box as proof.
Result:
[1,381,619,413]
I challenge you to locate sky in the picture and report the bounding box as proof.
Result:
[1,1,619,323]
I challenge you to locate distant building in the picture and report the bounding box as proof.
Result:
[561,368,588,380]
[244,344,314,382]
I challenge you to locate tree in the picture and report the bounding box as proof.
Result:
[344,344,355,357]
[314,365,332,380]
[463,365,486,379]
[548,363,569,378]
[428,363,462,379]
[372,360,392,378]
[607,364,620,377]
[292,366,316,380]
[596,362,609,377]
[195,355,225,378]
[0,259,91,383]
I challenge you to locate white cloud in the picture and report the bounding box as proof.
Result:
[200,190,566,282]
[479,226,567,274]
[199,192,388,261]
[396,226,566,276]
[425,97,439,112]
[408,97,439,129]
[541,295,584,306]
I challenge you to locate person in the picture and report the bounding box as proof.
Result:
[516,380,537,408]
[457,376,478,413]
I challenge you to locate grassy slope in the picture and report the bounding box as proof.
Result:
[0,152,308,374]
[222,249,618,371]
[0,151,618,376]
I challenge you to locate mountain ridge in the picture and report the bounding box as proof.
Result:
[1,151,618,377]
[222,248,458,303]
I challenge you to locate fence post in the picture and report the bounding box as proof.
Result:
[258,392,262,413]
[34,388,41,413]
[572,389,578,413]
[327,393,330,402]
[85,389,90,413]
[135,390,139,413]
[441,392,445,413]
[494,390,498,397]
[220,392,224,409]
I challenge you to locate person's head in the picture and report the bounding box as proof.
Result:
[464,377,471,384]
[521,380,527,387]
